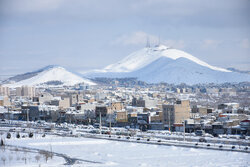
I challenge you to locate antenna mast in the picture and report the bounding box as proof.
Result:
[146,37,150,48]
[158,35,161,46]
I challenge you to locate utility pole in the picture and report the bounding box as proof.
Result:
[8,106,10,124]
[27,109,29,123]
[70,113,72,124]
[99,112,102,134]
[168,111,171,132]
[158,35,161,46]
[27,109,30,132]
[146,37,150,48]
[109,114,112,136]
[183,119,186,141]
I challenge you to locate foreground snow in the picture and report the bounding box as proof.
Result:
[0,144,64,167]
[3,134,250,167]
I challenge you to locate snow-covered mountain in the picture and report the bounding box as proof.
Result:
[3,65,96,88]
[104,45,230,73]
[84,45,250,84]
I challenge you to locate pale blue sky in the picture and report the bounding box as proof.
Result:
[0,0,249,76]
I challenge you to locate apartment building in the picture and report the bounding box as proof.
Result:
[16,86,35,97]
[0,86,10,96]
[162,100,191,129]
[0,96,11,106]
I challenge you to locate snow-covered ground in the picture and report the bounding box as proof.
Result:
[0,147,64,167]
[0,139,64,167]
[2,133,249,167]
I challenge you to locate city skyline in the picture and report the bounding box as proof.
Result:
[0,1,249,166]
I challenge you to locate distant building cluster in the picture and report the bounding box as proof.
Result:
[0,82,249,136]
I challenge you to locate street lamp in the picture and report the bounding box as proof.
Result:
[183,119,186,142]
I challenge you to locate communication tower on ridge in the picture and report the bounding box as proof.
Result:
[158,35,161,46]
[146,37,150,48]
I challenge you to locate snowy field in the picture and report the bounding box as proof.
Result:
[0,145,64,167]
[2,134,249,167]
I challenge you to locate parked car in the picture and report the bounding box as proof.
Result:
[195,130,205,136]
[239,135,246,139]
[199,137,207,142]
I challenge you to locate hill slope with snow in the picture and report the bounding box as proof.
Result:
[4,65,96,88]
[129,57,250,84]
[84,45,250,84]
[104,45,230,73]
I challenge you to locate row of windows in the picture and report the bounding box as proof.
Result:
[163,108,174,112]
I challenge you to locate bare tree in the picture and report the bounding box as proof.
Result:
[22,157,27,164]
[1,156,6,166]
[9,155,13,164]
[35,155,41,162]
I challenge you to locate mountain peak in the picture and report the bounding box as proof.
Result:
[40,65,63,71]
[85,46,250,84]
[3,65,96,88]
[104,46,230,73]
[153,44,170,50]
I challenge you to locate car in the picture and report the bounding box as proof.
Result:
[213,133,218,137]
[199,137,207,142]
[195,130,205,136]
[239,135,246,139]
[93,123,100,128]
[6,133,11,139]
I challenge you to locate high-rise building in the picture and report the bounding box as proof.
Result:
[16,87,22,96]
[70,94,84,106]
[162,100,190,128]
[15,86,35,97]
[0,86,10,96]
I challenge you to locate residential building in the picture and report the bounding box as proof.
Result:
[0,96,11,106]
[191,105,213,117]
[70,94,84,106]
[16,86,35,97]
[95,105,112,118]
[111,102,123,111]
[39,93,53,104]
[0,86,10,96]
[116,111,128,123]
[162,100,191,130]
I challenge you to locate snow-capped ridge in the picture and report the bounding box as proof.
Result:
[160,48,230,72]
[84,45,250,84]
[40,65,60,70]
[129,56,250,84]
[104,45,230,73]
[32,65,62,73]
[4,65,96,88]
